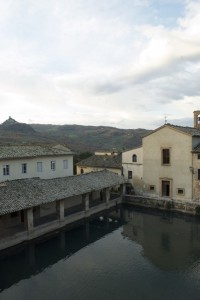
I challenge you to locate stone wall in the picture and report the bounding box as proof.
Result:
[123,195,200,215]
[192,152,200,200]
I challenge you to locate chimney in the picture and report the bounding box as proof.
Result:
[193,111,200,129]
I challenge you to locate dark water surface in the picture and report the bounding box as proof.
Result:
[0,205,200,300]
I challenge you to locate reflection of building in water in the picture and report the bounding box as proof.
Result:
[0,212,123,292]
[122,208,200,270]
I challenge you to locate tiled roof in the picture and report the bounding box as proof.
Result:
[143,124,200,138]
[193,143,200,152]
[76,153,122,169]
[0,170,126,215]
[0,144,73,160]
[168,124,200,136]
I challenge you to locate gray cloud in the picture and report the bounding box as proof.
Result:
[0,0,200,130]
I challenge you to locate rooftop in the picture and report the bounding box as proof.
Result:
[144,123,200,138]
[0,170,126,215]
[168,124,200,136]
[76,153,122,169]
[192,143,200,152]
[0,144,73,160]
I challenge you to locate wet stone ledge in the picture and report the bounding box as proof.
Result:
[122,195,200,216]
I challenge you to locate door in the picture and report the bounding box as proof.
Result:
[162,180,170,197]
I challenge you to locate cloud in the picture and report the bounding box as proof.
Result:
[0,0,200,129]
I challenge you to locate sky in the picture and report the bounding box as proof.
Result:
[0,0,200,129]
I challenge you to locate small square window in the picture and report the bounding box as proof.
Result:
[150,185,155,191]
[177,188,185,195]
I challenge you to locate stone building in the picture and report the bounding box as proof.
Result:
[122,146,143,194]
[76,151,122,175]
[122,111,200,201]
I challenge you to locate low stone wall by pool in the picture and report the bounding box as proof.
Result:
[123,195,200,215]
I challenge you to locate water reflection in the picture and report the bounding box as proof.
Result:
[0,209,123,292]
[1,206,200,300]
[122,207,200,270]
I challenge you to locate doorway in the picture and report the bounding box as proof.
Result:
[162,180,170,197]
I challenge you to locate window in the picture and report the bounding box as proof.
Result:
[51,161,56,171]
[81,168,84,174]
[132,154,137,162]
[63,160,68,169]
[3,165,9,176]
[128,171,132,179]
[162,149,170,165]
[198,169,200,180]
[177,188,184,195]
[37,162,43,172]
[22,163,27,174]
[198,154,200,160]
[150,185,155,191]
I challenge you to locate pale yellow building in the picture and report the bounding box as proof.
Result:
[143,124,198,200]
[122,111,200,201]
[76,151,122,175]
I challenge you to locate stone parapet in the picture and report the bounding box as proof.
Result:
[123,195,200,215]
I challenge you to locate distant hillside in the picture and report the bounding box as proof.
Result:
[31,124,151,152]
[1,117,35,134]
[0,117,151,153]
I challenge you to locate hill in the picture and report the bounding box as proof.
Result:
[0,118,151,153]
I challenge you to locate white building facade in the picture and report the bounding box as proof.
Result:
[122,146,143,195]
[0,144,73,182]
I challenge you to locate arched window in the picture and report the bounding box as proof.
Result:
[198,114,200,124]
[132,154,137,162]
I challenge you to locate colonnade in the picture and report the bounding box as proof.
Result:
[23,184,125,233]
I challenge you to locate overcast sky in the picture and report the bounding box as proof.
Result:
[0,0,200,129]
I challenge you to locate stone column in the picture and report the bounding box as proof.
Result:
[120,184,125,196]
[103,188,110,206]
[56,200,65,222]
[25,208,34,232]
[82,193,90,212]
